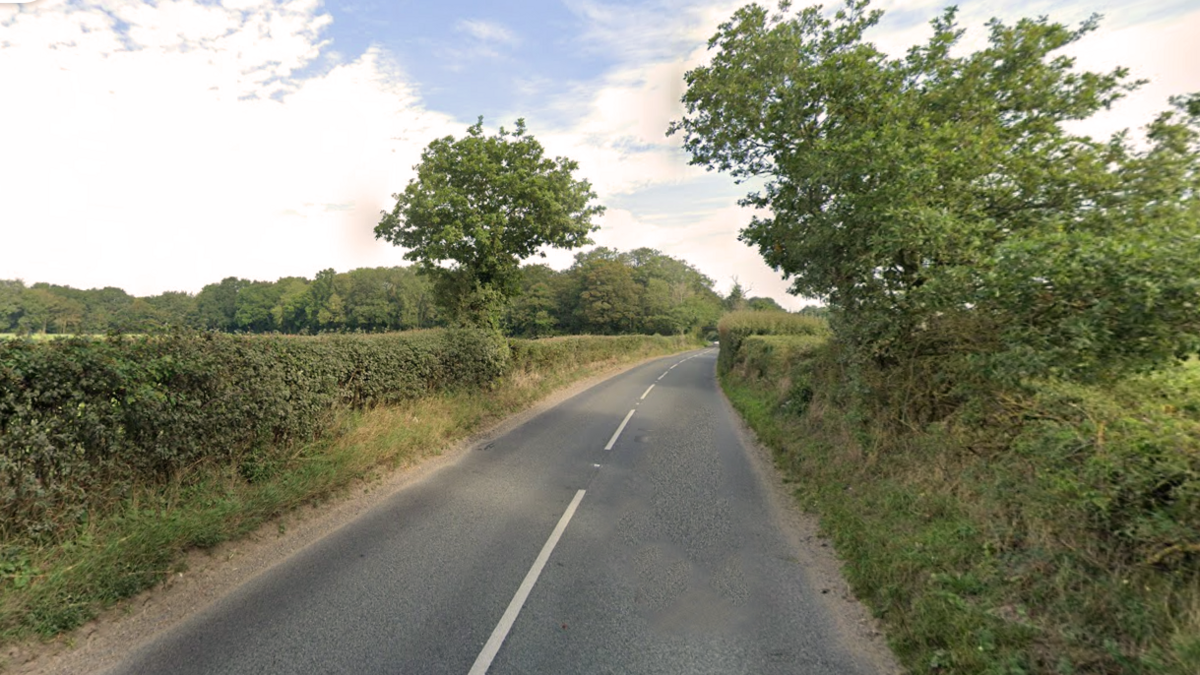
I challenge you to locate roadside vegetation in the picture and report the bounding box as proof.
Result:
[0,330,697,651]
[720,311,1199,672]
[679,0,1200,672]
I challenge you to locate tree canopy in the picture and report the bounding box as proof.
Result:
[0,248,756,339]
[375,117,604,329]
[670,0,1200,383]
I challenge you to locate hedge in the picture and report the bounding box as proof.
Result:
[509,334,692,375]
[0,330,509,541]
[717,311,829,375]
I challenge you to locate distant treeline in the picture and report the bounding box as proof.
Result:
[1,247,803,338]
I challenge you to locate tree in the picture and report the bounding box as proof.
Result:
[797,305,830,320]
[505,264,561,337]
[271,277,311,333]
[669,0,1200,382]
[577,259,641,334]
[195,277,248,331]
[0,280,25,332]
[318,292,346,331]
[15,288,50,335]
[376,117,604,329]
[571,247,631,269]
[19,286,87,334]
[235,281,283,332]
[144,291,198,329]
[640,277,676,334]
[303,268,343,332]
[627,248,724,335]
[747,296,785,312]
[339,268,394,332]
[679,294,724,335]
[124,297,165,333]
[724,279,748,313]
[390,266,440,329]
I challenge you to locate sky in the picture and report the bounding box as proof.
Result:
[2,0,1198,309]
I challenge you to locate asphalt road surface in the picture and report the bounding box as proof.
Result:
[103,349,889,675]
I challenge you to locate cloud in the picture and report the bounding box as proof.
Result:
[0,0,461,296]
[486,2,764,298]
[437,18,521,68]
[1060,8,1200,141]
[562,0,739,62]
[518,4,730,199]
[455,18,519,47]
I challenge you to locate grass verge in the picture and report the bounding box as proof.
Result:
[0,335,697,657]
[721,345,1200,674]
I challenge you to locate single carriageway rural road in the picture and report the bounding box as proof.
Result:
[97,348,897,674]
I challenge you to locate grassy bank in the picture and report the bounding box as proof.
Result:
[0,333,696,652]
[719,313,1199,674]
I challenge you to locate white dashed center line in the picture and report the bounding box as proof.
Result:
[604,409,636,450]
[468,489,587,675]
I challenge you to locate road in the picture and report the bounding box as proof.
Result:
[103,349,892,674]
